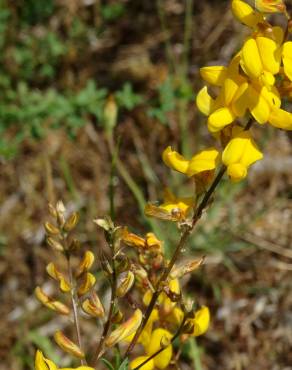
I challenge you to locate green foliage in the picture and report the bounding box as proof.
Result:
[101,3,126,22]
[117,358,129,370]
[116,83,143,110]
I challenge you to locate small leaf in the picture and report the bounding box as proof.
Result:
[100,358,115,370]
[117,358,129,370]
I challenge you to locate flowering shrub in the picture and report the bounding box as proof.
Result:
[34,1,292,369]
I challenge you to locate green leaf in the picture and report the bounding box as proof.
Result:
[100,358,115,370]
[117,358,129,370]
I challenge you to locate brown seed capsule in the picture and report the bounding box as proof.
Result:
[64,212,79,232]
[54,331,85,359]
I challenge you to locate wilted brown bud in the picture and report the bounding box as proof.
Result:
[46,262,71,292]
[47,237,64,252]
[54,331,85,359]
[122,229,145,249]
[68,238,81,252]
[93,216,114,232]
[82,291,105,318]
[117,271,135,297]
[44,222,60,236]
[146,233,163,252]
[170,257,205,279]
[75,251,95,278]
[115,254,130,274]
[182,320,195,335]
[64,212,79,232]
[35,287,70,315]
[77,272,96,296]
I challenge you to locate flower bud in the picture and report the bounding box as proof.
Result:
[93,216,114,232]
[112,308,124,324]
[77,272,96,296]
[56,200,66,227]
[35,287,70,315]
[46,262,71,292]
[46,237,64,252]
[64,212,79,232]
[105,309,142,347]
[103,94,118,134]
[54,331,85,359]
[117,271,135,297]
[48,203,57,218]
[44,222,60,236]
[82,291,105,318]
[75,251,95,278]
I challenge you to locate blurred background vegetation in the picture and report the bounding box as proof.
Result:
[1,0,292,369]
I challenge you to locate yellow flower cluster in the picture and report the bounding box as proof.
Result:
[163,0,291,183]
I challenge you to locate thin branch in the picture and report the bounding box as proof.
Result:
[67,256,86,366]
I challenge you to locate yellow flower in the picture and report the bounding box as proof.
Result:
[130,356,154,370]
[35,350,94,370]
[197,56,249,132]
[188,306,210,337]
[282,42,292,82]
[162,146,219,175]
[146,328,173,369]
[159,188,194,214]
[222,127,263,181]
[232,0,264,28]
[255,0,286,13]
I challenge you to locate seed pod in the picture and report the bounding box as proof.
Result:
[117,271,135,297]
[54,331,85,359]
[77,272,96,296]
[35,287,70,315]
[64,212,79,232]
[170,257,205,279]
[46,237,64,252]
[44,222,60,236]
[105,309,142,348]
[75,251,95,278]
[46,262,71,292]
[82,291,105,318]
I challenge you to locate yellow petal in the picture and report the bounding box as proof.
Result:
[162,146,189,174]
[77,272,96,296]
[54,331,85,359]
[269,108,292,130]
[196,86,215,116]
[192,306,210,336]
[207,107,236,132]
[75,251,95,278]
[227,163,248,181]
[231,0,263,27]
[283,42,292,81]
[231,82,249,117]
[200,66,227,86]
[146,329,173,370]
[241,38,263,79]
[222,77,239,106]
[246,85,270,124]
[35,350,58,370]
[255,0,286,13]
[256,36,281,75]
[187,148,219,176]
[130,356,154,370]
[105,309,143,347]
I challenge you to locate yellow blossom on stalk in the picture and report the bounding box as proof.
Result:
[232,0,264,27]
[35,350,94,370]
[186,306,210,337]
[282,42,292,81]
[222,127,263,181]
[255,0,286,13]
[162,146,219,176]
[145,188,195,222]
[130,328,173,370]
